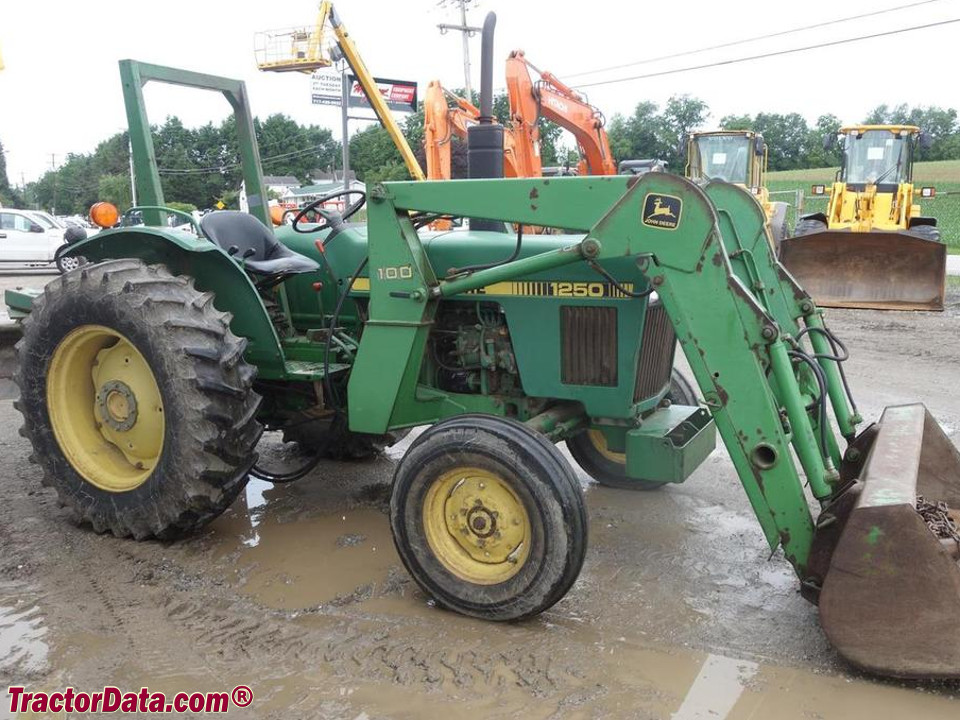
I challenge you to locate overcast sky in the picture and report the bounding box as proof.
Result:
[1,0,958,184]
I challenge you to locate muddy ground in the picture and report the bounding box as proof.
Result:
[1,275,959,719]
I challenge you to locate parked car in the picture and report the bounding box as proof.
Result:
[0,208,85,273]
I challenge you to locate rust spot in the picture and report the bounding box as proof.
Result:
[543,179,550,185]
[530,203,538,211]
[715,381,729,406]
[712,250,724,267]
[695,260,704,273]
[529,187,539,200]
[626,175,641,189]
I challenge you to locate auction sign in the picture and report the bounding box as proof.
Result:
[310,70,342,106]
[347,74,417,113]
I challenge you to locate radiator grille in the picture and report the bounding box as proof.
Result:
[634,301,676,402]
[560,306,618,386]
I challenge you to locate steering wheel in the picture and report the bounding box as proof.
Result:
[292,189,366,235]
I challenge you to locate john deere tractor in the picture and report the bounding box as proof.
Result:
[780,125,946,311]
[8,60,960,680]
[685,130,789,250]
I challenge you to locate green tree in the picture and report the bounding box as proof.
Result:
[864,104,959,161]
[657,95,709,168]
[0,137,22,207]
[98,174,132,210]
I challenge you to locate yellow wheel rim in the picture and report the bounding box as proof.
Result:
[46,325,165,492]
[588,429,625,464]
[422,466,531,585]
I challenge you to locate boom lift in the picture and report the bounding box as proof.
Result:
[685,130,789,250]
[780,124,945,311]
[505,50,616,177]
[255,1,424,181]
[7,58,960,682]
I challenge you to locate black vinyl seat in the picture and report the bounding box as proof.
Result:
[200,211,319,277]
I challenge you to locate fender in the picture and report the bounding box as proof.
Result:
[61,227,285,377]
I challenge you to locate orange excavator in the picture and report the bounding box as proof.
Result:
[505,50,616,177]
[423,80,520,180]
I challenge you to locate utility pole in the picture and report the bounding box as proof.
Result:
[437,0,480,101]
[50,154,57,215]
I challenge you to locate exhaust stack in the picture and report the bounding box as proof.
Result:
[467,12,506,232]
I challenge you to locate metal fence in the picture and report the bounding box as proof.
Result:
[768,189,960,248]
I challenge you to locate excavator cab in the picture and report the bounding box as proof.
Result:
[780,125,946,311]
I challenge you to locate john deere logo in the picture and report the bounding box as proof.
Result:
[642,193,682,230]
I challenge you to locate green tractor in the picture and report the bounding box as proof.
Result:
[8,61,960,680]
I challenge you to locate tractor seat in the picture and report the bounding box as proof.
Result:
[200,211,319,276]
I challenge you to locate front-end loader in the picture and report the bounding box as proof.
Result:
[780,124,946,311]
[7,59,960,680]
[685,130,790,250]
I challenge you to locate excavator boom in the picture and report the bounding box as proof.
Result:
[505,50,615,177]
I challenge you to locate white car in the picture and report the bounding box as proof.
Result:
[0,208,84,272]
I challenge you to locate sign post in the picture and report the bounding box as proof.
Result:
[341,71,350,193]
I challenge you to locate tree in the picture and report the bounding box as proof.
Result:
[864,104,959,161]
[657,95,709,168]
[0,137,21,207]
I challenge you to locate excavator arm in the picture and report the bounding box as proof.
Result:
[505,50,616,176]
[423,80,520,180]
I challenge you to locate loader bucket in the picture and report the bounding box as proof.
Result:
[819,404,960,678]
[779,231,946,311]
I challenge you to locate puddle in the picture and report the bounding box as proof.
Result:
[212,501,400,610]
[0,587,49,677]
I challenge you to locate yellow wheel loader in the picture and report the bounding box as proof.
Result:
[780,125,945,311]
[686,130,790,251]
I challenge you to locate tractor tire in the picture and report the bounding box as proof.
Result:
[567,369,696,491]
[390,414,587,621]
[667,368,698,406]
[793,217,828,237]
[282,413,408,460]
[14,259,262,540]
[56,254,87,274]
[908,224,941,242]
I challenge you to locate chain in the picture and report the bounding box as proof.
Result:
[917,495,960,555]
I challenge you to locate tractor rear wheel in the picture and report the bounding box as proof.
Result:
[390,415,587,621]
[14,259,262,539]
[282,413,408,459]
[567,369,696,490]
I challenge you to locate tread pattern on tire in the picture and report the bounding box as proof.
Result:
[14,259,262,539]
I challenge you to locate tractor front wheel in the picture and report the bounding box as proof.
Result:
[15,259,262,539]
[567,369,697,490]
[390,415,587,621]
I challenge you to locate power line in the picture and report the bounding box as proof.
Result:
[574,17,960,89]
[158,143,332,175]
[564,0,949,80]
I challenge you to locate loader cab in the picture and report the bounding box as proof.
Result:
[838,126,917,192]
[686,131,766,191]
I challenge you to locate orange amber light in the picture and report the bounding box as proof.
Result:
[89,202,120,228]
[269,205,286,226]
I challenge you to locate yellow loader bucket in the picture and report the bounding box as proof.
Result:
[818,405,960,678]
[779,231,946,311]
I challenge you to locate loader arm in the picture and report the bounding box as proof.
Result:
[351,173,867,575]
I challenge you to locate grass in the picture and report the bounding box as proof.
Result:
[767,160,960,248]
